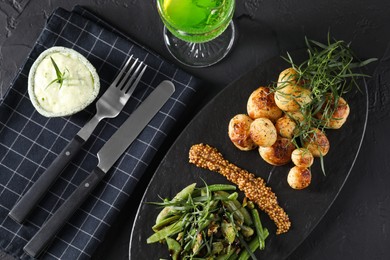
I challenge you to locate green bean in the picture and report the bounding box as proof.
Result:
[227,253,238,260]
[217,191,253,226]
[237,239,259,260]
[223,200,245,223]
[215,191,245,223]
[147,221,183,244]
[152,215,181,232]
[240,225,254,238]
[155,207,176,225]
[192,195,233,202]
[217,248,236,260]
[227,192,239,201]
[251,208,269,250]
[166,237,181,260]
[233,201,252,226]
[192,184,236,198]
[237,235,261,260]
[238,234,257,260]
[155,183,196,224]
[246,201,255,210]
[173,183,197,201]
[201,184,236,192]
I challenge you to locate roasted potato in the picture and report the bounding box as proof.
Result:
[287,166,312,189]
[291,148,314,168]
[316,95,350,129]
[259,137,295,166]
[247,86,283,122]
[286,110,306,124]
[275,68,312,112]
[228,114,257,151]
[303,128,330,157]
[277,67,299,87]
[275,86,312,112]
[275,115,297,139]
[249,118,277,147]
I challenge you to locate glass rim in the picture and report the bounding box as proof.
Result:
[156,0,235,35]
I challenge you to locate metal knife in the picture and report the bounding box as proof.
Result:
[9,56,146,224]
[23,80,175,258]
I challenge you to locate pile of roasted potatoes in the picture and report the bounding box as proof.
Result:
[228,67,350,190]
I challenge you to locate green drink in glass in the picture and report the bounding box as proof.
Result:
[157,0,236,67]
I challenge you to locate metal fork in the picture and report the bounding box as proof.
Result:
[9,56,147,224]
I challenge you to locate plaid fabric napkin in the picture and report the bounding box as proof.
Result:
[0,6,201,260]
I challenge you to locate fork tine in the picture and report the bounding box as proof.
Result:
[117,58,139,90]
[121,61,144,91]
[112,55,133,86]
[123,63,147,95]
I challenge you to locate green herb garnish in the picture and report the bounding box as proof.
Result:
[46,57,68,89]
[284,35,375,136]
[274,35,376,175]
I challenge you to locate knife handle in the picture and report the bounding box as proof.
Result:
[8,135,85,223]
[24,167,105,258]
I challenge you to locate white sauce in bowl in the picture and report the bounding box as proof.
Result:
[28,47,100,117]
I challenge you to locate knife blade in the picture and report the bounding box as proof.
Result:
[9,56,146,224]
[23,80,175,258]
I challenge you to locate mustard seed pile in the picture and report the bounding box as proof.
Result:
[189,143,291,234]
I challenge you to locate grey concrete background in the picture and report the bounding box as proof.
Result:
[1,0,390,259]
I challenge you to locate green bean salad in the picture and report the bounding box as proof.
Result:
[147,183,269,259]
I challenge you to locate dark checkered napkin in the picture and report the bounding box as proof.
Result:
[0,6,201,260]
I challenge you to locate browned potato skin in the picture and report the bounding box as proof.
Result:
[247,86,283,122]
[316,96,350,129]
[228,114,257,151]
[291,148,314,168]
[275,68,312,112]
[286,110,306,124]
[277,68,299,86]
[259,137,295,166]
[287,166,312,189]
[249,118,277,147]
[275,115,297,139]
[303,128,330,157]
[275,85,312,112]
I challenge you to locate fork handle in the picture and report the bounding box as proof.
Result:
[77,115,101,141]
[8,135,85,223]
[23,167,105,258]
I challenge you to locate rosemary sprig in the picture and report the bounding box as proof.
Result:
[46,57,68,89]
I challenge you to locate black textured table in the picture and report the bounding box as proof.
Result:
[1,1,390,259]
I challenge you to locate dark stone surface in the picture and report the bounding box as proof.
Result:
[1,0,390,259]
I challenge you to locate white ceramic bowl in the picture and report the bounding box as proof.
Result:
[28,46,100,117]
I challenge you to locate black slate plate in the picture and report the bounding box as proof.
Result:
[129,51,368,259]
